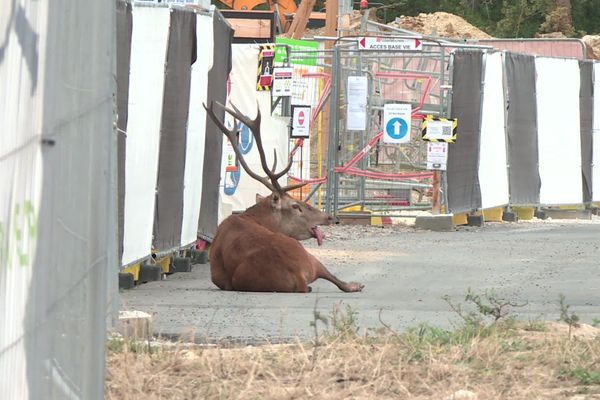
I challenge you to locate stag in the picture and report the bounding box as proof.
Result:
[204,101,364,293]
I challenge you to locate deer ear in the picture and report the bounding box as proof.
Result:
[271,193,281,210]
[256,193,265,203]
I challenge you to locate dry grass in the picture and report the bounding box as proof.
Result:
[106,317,600,400]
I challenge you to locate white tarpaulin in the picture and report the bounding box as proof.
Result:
[478,52,510,209]
[1,0,116,398]
[535,57,583,205]
[122,7,170,265]
[219,44,288,212]
[180,14,214,247]
[593,63,600,202]
[0,4,46,398]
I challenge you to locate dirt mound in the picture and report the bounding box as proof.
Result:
[582,35,600,59]
[389,12,492,39]
[303,10,492,40]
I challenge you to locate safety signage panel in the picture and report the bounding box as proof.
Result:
[256,44,275,91]
[346,76,368,131]
[272,67,293,97]
[291,105,311,138]
[421,115,458,143]
[383,103,411,144]
[426,142,448,170]
[358,37,422,51]
[274,38,320,66]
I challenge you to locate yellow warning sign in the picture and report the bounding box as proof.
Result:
[421,115,458,143]
[256,44,275,91]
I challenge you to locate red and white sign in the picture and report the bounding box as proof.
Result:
[358,37,422,51]
[272,67,293,97]
[426,142,448,170]
[291,105,311,138]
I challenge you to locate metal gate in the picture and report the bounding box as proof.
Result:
[280,32,488,220]
[322,35,486,219]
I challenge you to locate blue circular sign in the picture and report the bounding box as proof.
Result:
[385,117,409,140]
[238,123,254,155]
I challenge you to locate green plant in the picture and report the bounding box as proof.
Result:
[500,339,530,353]
[107,338,125,353]
[591,318,600,328]
[558,294,580,339]
[560,367,600,385]
[467,289,527,322]
[106,337,158,354]
[329,303,359,339]
[309,298,329,345]
[443,288,527,326]
[524,318,548,332]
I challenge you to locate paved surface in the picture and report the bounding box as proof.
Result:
[120,219,600,343]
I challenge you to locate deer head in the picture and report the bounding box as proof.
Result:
[204,101,331,245]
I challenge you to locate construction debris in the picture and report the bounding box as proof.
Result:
[390,12,492,39]
[582,35,600,59]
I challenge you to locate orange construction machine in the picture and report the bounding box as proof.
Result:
[216,0,325,34]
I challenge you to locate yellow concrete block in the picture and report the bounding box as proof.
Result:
[371,216,383,226]
[122,263,140,281]
[482,207,503,222]
[453,213,468,226]
[557,205,585,210]
[155,257,171,274]
[340,205,368,213]
[512,206,534,220]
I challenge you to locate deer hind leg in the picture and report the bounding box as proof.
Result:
[230,263,310,293]
[209,259,234,290]
[311,257,364,293]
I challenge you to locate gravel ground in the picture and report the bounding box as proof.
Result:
[120,216,600,344]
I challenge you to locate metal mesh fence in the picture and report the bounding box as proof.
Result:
[324,38,457,218]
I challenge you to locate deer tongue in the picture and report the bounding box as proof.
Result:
[312,227,324,246]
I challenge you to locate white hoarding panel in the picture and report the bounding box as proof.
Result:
[0,2,47,397]
[535,57,583,205]
[180,14,214,247]
[122,7,170,265]
[593,63,600,202]
[479,52,510,209]
[219,44,288,212]
[1,0,115,398]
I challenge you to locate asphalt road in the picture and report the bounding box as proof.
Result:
[120,219,600,343]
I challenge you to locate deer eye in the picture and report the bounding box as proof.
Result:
[292,204,302,211]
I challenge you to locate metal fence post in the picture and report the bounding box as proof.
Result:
[325,44,341,216]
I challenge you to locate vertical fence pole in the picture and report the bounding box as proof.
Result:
[326,44,341,216]
[432,170,441,214]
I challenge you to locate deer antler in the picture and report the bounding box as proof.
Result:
[204,101,277,193]
[204,101,307,194]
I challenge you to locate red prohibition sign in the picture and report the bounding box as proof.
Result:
[298,111,305,125]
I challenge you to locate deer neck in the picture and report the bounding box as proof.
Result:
[241,201,281,233]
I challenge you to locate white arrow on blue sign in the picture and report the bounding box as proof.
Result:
[383,103,412,144]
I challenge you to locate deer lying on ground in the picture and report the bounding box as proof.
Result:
[204,101,364,293]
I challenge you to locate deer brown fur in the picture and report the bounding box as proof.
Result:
[204,101,364,293]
